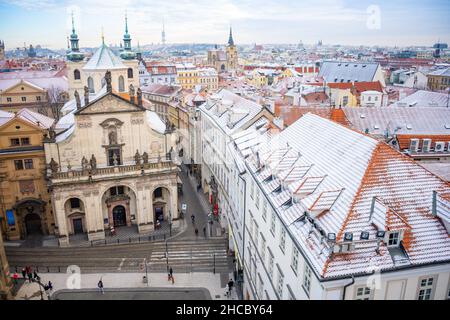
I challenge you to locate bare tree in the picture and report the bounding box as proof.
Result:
[38,85,68,121]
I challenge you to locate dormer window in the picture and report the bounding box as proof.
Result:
[387,231,401,247]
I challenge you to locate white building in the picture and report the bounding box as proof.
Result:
[237,113,450,300]
[138,61,177,86]
[360,90,383,107]
[198,89,273,275]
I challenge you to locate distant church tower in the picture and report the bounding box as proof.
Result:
[161,18,166,46]
[0,40,5,60]
[120,13,136,60]
[66,12,86,99]
[226,27,238,70]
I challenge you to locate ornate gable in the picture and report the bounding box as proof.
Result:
[76,93,144,115]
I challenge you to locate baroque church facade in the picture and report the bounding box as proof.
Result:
[44,15,180,247]
[207,28,239,72]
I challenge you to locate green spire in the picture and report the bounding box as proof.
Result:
[71,11,75,35]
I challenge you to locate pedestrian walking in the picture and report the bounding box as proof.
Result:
[47,281,53,291]
[12,272,19,285]
[21,268,26,280]
[203,226,207,238]
[97,279,104,294]
[169,267,173,279]
[33,270,40,281]
[27,272,33,283]
[195,228,199,237]
[191,214,195,224]
[227,279,234,296]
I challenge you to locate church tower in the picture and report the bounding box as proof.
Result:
[226,27,238,70]
[67,12,86,99]
[120,13,136,60]
[0,40,5,60]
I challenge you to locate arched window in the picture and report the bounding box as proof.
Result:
[74,69,81,80]
[87,77,94,93]
[118,76,125,92]
[127,68,133,79]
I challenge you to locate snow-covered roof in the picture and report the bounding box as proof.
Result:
[145,110,166,134]
[83,43,126,71]
[0,77,68,92]
[389,90,449,108]
[319,61,379,83]
[343,106,450,136]
[244,113,450,279]
[199,88,264,135]
[0,108,55,129]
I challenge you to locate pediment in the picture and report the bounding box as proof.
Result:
[76,93,144,115]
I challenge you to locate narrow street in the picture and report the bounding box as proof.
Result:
[5,164,232,275]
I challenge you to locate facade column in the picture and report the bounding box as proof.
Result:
[85,194,105,241]
[53,195,69,247]
[136,185,153,234]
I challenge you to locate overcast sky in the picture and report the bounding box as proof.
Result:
[0,0,449,49]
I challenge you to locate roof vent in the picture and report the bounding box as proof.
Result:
[406,124,412,130]
[360,114,366,119]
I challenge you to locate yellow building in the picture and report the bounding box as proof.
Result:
[0,108,55,240]
[0,78,68,115]
[427,68,450,91]
[176,64,199,90]
[247,70,269,88]
[176,64,218,91]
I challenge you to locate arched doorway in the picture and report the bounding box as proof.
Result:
[64,198,86,235]
[153,187,171,223]
[102,185,136,229]
[24,213,42,235]
[112,205,127,227]
[14,198,47,239]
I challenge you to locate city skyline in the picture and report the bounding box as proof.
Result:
[0,0,449,50]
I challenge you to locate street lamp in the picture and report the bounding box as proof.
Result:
[169,210,172,237]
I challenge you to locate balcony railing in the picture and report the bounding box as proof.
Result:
[49,160,176,181]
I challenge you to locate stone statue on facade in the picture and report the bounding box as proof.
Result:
[129,84,135,104]
[137,88,142,107]
[142,152,149,164]
[135,150,141,165]
[74,90,81,109]
[90,154,97,170]
[108,130,118,145]
[49,158,58,173]
[48,126,56,141]
[105,70,112,92]
[84,86,89,106]
[81,156,89,170]
[112,153,119,166]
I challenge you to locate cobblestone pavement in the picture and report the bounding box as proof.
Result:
[173,164,223,241]
[13,272,239,300]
